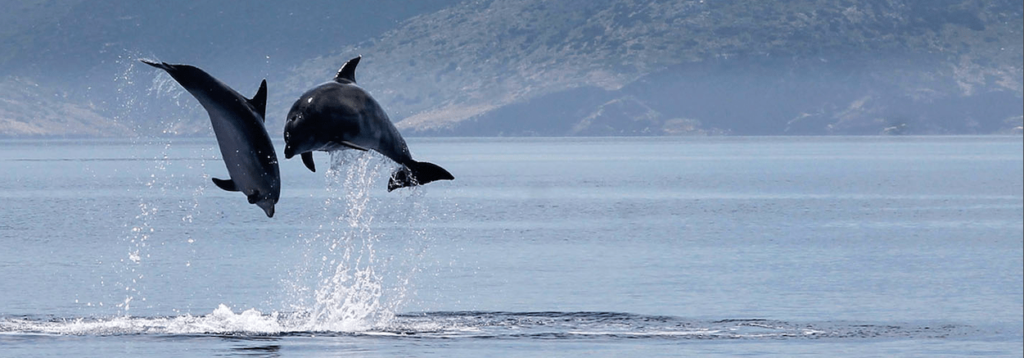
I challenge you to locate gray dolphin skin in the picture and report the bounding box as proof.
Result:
[141,60,281,217]
[283,56,453,191]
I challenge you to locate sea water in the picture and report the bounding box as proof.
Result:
[0,136,1021,357]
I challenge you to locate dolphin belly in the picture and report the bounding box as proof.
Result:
[213,119,278,200]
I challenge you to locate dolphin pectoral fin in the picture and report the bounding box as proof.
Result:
[301,152,316,172]
[340,141,369,151]
[212,177,239,192]
[334,56,361,84]
[249,79,268,121]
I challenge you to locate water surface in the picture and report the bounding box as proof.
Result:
[1,136,1021,357]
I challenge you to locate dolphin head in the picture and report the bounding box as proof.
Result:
[249,186,279,218]
[283,100,313,159]
[256,199,276,218]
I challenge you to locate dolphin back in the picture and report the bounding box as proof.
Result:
[388,161,454,192]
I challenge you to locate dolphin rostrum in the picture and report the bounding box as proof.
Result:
[283,56,453,191]
[141,60,281,217]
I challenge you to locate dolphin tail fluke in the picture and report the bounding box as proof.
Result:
[387,161,454,192]
[140,59,172,71]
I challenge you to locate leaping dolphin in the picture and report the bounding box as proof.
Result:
[283,56,453,191]
[141,60,281,217]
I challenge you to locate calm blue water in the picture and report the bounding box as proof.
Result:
[0,136,1021,357]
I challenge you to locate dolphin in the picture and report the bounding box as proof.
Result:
[141,60,281,217]
[283,56,453,191]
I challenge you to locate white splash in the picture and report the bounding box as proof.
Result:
[284,150,435,332]
[0,305,283,336]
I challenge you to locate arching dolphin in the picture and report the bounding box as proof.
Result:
[283,56,453,191]
[141,60,281,217]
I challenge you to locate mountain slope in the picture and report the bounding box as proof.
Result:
[285,0,1023,136]
[1,0,1021,137]
[0,0,461,137]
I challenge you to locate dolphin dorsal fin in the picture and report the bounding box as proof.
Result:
[334,56,361,84]
[249,79,268,121]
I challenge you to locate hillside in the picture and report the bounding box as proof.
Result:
[0,0,460,138]
[1,0,1022,137]
[285,0,1023,136]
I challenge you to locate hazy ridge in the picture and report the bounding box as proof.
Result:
[2,0,1021,137]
